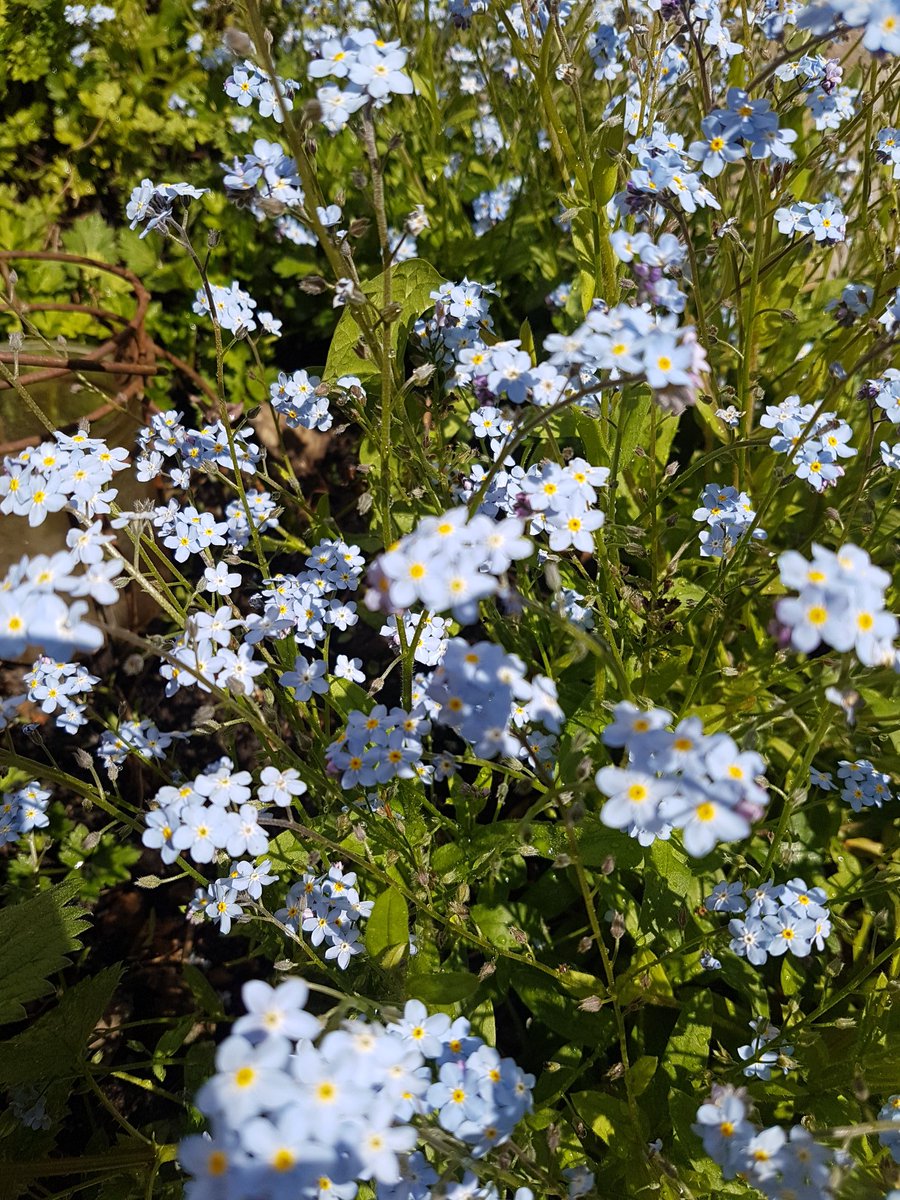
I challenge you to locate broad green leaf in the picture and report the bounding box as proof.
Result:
[0,965,122,1087]
[661,990,713,1092]
[407,970,479,1005]
[323,258,446,390]
[365,887,409,967]
[0,880,91,1024]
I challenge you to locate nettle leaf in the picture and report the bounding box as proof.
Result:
[324,258,446,390]
[365,886,409,968]
[0,879,91,1025]
[0,964,123,1087]
[60,212,120,267]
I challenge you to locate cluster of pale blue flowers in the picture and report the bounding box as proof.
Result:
[274,865,372,968]
[224,61,298,123]
[23,656,98,735]
[425,636,562,763]
[692,483,766,559]
[760,395,856,492]
[326,704,430,790]
[775,54,855,131]
[610,230,686,315]
[142,756,283,867]
[97,718,188,774]
[596,702,770,854]
[189,859,279,935]
[0,550,118,661]
[179,981,534,1199]
[192,280,280,337]
[774,197,847,242]
[799,0,900,55]
[704,876,832,965]
[307,29,413,133]
[268,368,344,433]
[365,507,532,624]
[543,301,708,413]
[736,1019,794,1082]
[864,369,900,467]
[126,179,209,238]
[381,612,452,667]
[465,458,610,554]
[880,1096,900,1163]
[875,127,900,177]
[0,781,51,848]
[1,429,129,525]
[688,89,797,177]
[810,758,894,810]
[472,177,522,237]
[413,278,497,386]
[135,409,262,487]
[775,543,898,665]
[693,1085,835,1196]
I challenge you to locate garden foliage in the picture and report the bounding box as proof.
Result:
[2,0,900,1197]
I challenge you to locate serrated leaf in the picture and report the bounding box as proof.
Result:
[324,258,446,390]
[364,887,409,967]
[0,964,122,1087]
[0,880,91,1024]
[60,212,119,266]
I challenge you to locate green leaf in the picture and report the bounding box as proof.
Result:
[0,965,123,1087]
[661,990,713,1092]
[364,887,409,968]
[407,970,479,1005]
[324,258,446,390]
[60,212,119,266]
[0,880,91,1024]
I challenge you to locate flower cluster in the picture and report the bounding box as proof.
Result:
[0,550,116,661]
[0,780,51,847]
[269,368,338,433]
[875,127,900,178]
[426,636,563,761]
[190,859,278,935]
[326,705,429,790]
[136,409,261,487]
[692,483,766,559]
[704,875,832,965]
[97,719,188,773]
[611,230,687,314]
[2,429,130,526]
[192,281,272,336]
[308,30,413,133]
[810,758,894,810]
[737,1019,794,1082]
[224,61,298,123]
[775,197,847,242]
[365,507,532,624]
[775,543,897,664]
[694,1085,834,1196]
[126,179,208,238]
[596,702,770,854]
[142,757,275,867]
[179,983,534,1199]
[472,177,522,236]
[543,302,708,413]
[275,864,372,968]
[879,1095,900,1163]
[688,89,797,178]
[24,656,98,734]
[760,395,856,492]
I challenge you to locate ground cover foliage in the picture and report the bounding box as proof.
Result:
[2,0,900,1197]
